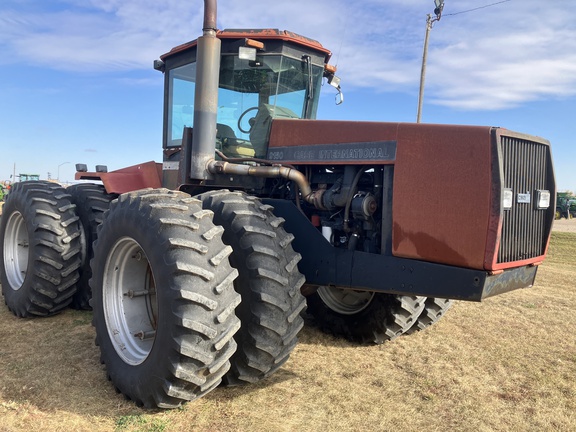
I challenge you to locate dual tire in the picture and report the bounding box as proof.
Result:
[306,288,452,343]
[66,183,117,309]
[306,288,426,344]
[90,189,243,408]
[0,181,82,317]
[89,189,306,406]
[199,190,306,385]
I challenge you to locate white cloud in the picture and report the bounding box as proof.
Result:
[425,2,576,109]
[1,0,575,110]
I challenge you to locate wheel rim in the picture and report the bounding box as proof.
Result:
[3,211,29,290]
[317,286,374,315]
[103,237,158,365]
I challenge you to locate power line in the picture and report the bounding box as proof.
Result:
[444,0,512,17]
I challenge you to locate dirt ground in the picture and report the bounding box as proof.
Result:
[553,218,576,232]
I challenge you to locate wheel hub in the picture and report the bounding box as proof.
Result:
[317,286,374,315]
[103,237,158,365]
[3,211,29,290]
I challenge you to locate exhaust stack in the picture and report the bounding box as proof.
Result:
[190,0,221,180]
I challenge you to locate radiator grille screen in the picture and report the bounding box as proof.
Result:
[498,136,551,263]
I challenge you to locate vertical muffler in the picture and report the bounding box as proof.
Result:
[190,0,220,180]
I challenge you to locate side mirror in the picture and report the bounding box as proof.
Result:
[327,74,344,105]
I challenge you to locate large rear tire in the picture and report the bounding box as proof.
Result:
[67,183,117,310]
[199,190,306,385]
[306,288,425,344]
[91,189,241,408]
[0,181,81,317]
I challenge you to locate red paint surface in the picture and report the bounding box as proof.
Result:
[75,161,162,194]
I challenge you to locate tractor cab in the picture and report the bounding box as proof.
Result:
[157,30,335,161]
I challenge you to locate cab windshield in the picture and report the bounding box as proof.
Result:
[167,54,323,158]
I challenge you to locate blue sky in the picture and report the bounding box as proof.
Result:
[1,0,575,192]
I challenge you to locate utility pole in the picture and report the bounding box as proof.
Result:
[57,162,70,182]
[417,0,444,123]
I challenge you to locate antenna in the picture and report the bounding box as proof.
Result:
[333,15,349,69]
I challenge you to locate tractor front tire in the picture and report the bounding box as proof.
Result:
[0,181,81,317]
[199,190,306,385]
[306,288,425,344]
[91,189,241,408]
[67,183,117,310]
[405,297,453,334]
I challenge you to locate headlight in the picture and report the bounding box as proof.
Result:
[503,189,513,210]
[535,190,551,210]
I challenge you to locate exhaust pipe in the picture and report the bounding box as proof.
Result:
[190,0,221,180]
[192,0,318,207]
[202,0,217,31]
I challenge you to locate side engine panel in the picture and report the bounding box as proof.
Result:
[392,123,494,269]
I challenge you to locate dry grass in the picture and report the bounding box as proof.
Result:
[1,232,575,432]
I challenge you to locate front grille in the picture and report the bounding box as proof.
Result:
[498,135,552,263]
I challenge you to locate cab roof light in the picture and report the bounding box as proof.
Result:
[245,38,265,50]
[324,64,337,74]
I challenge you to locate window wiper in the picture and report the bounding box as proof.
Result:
[302,55,313,119]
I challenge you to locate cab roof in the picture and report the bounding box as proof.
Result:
[160,29,332,63]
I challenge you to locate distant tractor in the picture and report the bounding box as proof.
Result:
[17,173,40,182]
[555,192,576,219]
[0,0,555,409]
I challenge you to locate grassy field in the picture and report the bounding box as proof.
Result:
[0,231,575,432]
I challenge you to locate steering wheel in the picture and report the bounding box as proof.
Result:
[237,106,259,134]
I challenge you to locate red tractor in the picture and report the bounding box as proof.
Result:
[0,0,555,408]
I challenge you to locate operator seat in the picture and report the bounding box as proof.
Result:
[249,104,300,158]
[216,123,237,146]
[217,123,255,158]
